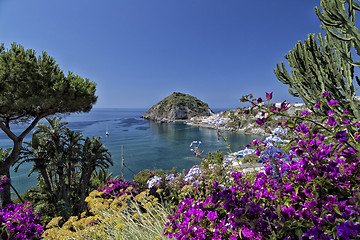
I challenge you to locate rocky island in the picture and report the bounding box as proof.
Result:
[142,92,214,122]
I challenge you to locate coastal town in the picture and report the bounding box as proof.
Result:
[187,102,306,135]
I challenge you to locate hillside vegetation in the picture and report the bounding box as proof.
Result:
[142,92,213,121]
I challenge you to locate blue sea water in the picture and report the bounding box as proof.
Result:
[0,108,259,195]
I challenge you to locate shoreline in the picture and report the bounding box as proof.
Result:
[143,116,270,136]
[186,121,267,136]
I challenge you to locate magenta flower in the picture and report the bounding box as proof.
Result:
[323,91,329,97]
[343,109,350,114]
[300,110,311,116]
[266,92,273,101]
[334,130,347,143]
[256,118,266,126]
[297,124,309,134]
[280,101,290,111]
[328,99,340,106]
[328,110,335,116]
[342,120,350,125]
[327,117,337,127]
[269,105,277,112]
[255,148,261,156]
[257,97,263,103]
[315,102,320,109]
[207,211,218,222]
[355,133,360,142]
[241,226,256,238]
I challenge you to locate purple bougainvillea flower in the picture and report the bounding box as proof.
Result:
[297,124,309,134]
[255,148,261,156]
[280,101,290,111]
[241,226,256,238]
[252,139,259,145]
[327,117,337,127]
[323,91,329,97]
[300,110,311,116]
[256,118,266,126]
[328,99,340,106]
[257,97,263,103]
[315,102,320,109]
[281,205,296,218]
[341,147,356,158]
[336,221,360,239]
[328,110,335,116]
[355,133,360,142]
[269,104,277,112]
[207,211,218,222]
[342,120,350,125]
[334,130,347,143]
[344,109,350,114]
[266,92,273,101]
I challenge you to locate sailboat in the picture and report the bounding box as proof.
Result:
[106,126,110,136]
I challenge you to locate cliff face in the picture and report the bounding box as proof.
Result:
[142,92,214,121]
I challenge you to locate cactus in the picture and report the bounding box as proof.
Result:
[274,0,360,120]
[315,0,360,64]
[274,32,359,118]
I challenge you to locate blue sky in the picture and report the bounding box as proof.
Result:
[0,0,323,109]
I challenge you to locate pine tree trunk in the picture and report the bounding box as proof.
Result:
[0,139,22,206]
[0,116,42,206]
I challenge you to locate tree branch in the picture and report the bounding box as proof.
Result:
[19,116,43,140]
[0,121,17,142]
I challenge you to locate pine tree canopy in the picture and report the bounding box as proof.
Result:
[0,42,97,123]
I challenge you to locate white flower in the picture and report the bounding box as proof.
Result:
[147,176,162,188]
[184,166,201,182]
[165,173,175,181]
[273,126,287,136]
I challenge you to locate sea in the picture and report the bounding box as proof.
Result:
[0,108,259,195]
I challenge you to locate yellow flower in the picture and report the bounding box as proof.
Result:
[62,216,78,230]
[115,222,124,229]
[97,190,106,196]
[45,216,63,229]
[156,188,163,194]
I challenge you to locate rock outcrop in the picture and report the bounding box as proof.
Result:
[142,92,214,122]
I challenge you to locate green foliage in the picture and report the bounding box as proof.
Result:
[0,148,11,162]
[89,169,119,191]
[203,149,224,167]
[0,42,97,205]
[274,1,360,120]
[43,189,171,240]
[143,92,213,119]
[132,168,174,192]
[0,43,97,120]
[18,117,112,222]
[274,33,359,118]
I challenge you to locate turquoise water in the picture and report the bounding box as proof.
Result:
[0,108,259,195]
